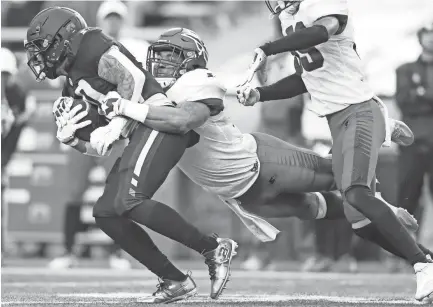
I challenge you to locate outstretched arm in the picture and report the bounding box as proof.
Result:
[259,16,344,56]
[256,73,308,101]
[118,99,214,134]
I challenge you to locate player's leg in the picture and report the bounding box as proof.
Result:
[238,132,343,220]
[93,157,196,303]
[114,125,237,300]
[328,99,432,300]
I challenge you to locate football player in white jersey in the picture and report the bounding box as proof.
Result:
[236,0,433,301]
[104,27,433,269]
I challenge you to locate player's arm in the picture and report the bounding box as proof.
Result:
[146,101,213,134]
[259,16,345,56]
[97,46,145,133]
[117,99,214,134]
[257,73,308,101]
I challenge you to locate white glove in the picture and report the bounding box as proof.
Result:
[90,123,122,156]
[53,97,91,145]
[238,48,268,87]
[100,91,126,119]
[236,84,261,107]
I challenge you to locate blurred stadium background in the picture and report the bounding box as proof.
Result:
[1,0,433,274]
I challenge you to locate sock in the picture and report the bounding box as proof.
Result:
[320,192,345,220]
[353,223,405,259]
[95,217,186,281]
[345,186,426,265]
[127,200,218,255]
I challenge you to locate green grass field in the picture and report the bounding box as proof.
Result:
[2,263,430,306]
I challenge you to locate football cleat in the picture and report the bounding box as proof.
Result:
[414,261,433,301]
[151,273,197,304]
[389,118,414,147]
[203,235,238,299]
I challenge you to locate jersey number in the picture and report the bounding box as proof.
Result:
[285,22,324,73]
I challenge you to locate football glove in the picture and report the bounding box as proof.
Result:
[100,91,126,120]
[89,123,121,156]
[238,48,267,87]
[53,97,91,145]
[236,84,261,107]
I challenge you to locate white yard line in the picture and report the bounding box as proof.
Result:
[2,294,424,305]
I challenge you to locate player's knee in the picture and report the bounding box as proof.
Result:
[114,191,150,213]
[344,185,374,211]
[344,185,388,217]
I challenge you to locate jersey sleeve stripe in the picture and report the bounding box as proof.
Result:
[107,47,145,104]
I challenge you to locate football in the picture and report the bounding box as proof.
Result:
[70,98,108,142]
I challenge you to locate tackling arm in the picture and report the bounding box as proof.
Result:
[259,16,342,56]
[118,99,213,134]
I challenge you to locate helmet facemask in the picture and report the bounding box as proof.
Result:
[147,42,194,89]
[25,33,70,82]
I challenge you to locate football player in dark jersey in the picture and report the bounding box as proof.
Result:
[25,7,237,303]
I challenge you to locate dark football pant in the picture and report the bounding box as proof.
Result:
[237,132,340,219]
[326,99,385,223]
[93,124,189,217]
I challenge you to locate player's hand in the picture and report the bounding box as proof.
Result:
[55,103,91,145]
[238,48,267,87]
[90,124,121,156]
[236,84,261,107]
[100,91,125,119]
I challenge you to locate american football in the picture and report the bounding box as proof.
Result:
[69,98,108,142]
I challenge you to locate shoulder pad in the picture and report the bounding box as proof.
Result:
[175,69,227,101]
[69,28,102,58]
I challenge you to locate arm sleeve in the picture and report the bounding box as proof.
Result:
[256,73,308,101]
[260,25,330,56]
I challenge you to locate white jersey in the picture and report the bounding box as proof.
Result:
[279,0,374,116]
[166,69,260,199]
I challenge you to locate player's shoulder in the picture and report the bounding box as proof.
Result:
[177,69,223,87]
[69,28,113,68]
[174,69,226,116]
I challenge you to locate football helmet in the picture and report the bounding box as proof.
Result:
[265,0,303,15]
[147,28,209,89]
[24,7,87,82]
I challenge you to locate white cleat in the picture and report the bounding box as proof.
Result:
[414,262,433,301]
[48,254,79,269]
[389,118,414,147]
[109,255,132,270]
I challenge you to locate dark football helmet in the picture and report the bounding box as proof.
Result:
[265,0,303,15]
[24,7,87,82]
[147,27,209,89]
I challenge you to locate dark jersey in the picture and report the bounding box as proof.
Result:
[62,28,164,112]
